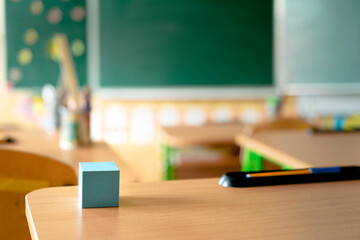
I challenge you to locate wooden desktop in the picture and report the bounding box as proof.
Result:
[160,124,245,147]
[0,126,137,182]
[236,129,360,171]
[26,178,360,239]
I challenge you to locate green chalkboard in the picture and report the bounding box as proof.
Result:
[5,0,87,88]
[98,0,273,88]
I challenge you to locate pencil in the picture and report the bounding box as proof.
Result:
[219,166,360,187]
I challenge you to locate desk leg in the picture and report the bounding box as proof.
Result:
[241,148,263,172]
[263,156,292,170]
[161,144,176,180]
[251,152,263,171]
[281,165,292,170]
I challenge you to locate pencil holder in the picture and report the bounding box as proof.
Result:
[78,162,120,208]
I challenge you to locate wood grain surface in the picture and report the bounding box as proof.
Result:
[0,126,137,183]
[160,124,244,147]
[26,178,360,240]
[236,129,360,168]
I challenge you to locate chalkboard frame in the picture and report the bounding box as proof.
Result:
[88,0,276,100]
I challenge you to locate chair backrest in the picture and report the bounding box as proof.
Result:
[0,149,77,240]
[243,118,311,135]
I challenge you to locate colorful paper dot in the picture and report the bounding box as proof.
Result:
[71,39,85,56]
[9,67,23,83]
[30,0,44,16]
[17,48,33,65]
[47,7,63,24]
[70,6,86,22]
[23,29,39,45]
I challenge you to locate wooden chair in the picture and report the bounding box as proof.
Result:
[0,149,77,240]
[241,118,311,172]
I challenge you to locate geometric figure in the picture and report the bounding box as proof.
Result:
[78,162,120,208]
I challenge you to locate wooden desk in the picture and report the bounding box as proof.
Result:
[161,124,244,147]
[0,127,137,183]
[236,129,360,171]
[26,178,360,240]
[160,124,244,180]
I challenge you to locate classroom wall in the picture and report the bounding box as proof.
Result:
[0,92,271,181]
[0,1,275,181]
[89,98,300,181]
[91,100,267,144]
[0,1,311,181]
[0,84,299,181]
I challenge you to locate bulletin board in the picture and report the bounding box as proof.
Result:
[5,0,87,88]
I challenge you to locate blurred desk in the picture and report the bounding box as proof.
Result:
[0,126,137,183]
[160,124,244,180]
[161,124,245,147]
[26,178,360,240]
[236,129,360,171]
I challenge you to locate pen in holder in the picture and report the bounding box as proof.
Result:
[59,105,91,150]
[55,34,91,149]
[59,107,78,150]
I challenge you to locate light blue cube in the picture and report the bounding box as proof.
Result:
[79,162,120,208]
